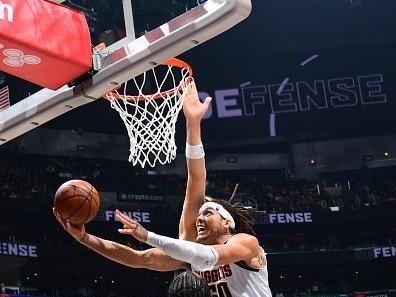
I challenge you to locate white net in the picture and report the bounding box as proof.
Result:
[105,58,193,168]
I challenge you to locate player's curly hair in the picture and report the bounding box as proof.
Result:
[204,196,256,236]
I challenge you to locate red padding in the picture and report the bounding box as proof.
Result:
[0,0,92,90]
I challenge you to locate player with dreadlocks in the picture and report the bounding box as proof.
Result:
[114,103,272,297]
[54,82,272,297]
[114,193,272,297]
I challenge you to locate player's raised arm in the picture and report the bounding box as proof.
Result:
[53,209,187,272]
[178,82,212,241]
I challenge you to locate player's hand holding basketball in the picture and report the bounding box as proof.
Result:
[116,209,148,243]
[53,180,100,244]
[183,82,212,124]
[53,208,88,243]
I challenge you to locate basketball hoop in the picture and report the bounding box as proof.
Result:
[104,58,193,168]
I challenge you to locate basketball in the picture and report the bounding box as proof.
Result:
[168,271,211,297]
[54,179,100,226]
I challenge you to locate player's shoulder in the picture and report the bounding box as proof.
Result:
[227,234,263,264]
[227,233,259,246]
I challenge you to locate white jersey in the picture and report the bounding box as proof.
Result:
[191,248,272,297]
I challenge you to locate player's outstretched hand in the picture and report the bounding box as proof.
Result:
[183,81,212,124]
[53,207,87,243]
[116,209,148,243]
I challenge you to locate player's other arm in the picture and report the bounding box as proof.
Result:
[146,232,260,270]
[117,212,261,269]
[178,82,212,241]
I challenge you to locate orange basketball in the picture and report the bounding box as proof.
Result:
[54,179,100,225]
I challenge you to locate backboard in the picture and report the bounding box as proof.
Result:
[0,0,252,144]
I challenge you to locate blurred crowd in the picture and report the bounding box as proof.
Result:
[1,150,396,213]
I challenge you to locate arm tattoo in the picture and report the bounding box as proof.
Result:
[258,255,265,266]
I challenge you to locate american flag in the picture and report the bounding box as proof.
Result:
[0,86,10,111]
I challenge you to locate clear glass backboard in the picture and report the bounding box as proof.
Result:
[62,0,203,51]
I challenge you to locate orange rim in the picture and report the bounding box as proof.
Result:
[103,58,193,101]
